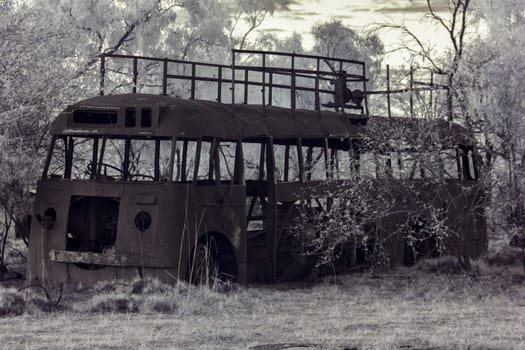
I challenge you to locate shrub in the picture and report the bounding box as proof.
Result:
[0,288,25,316]
[131,277,173,295]
[88,294,139,313]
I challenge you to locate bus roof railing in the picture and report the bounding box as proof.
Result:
[99,49,369,115]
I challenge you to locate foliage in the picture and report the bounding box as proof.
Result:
[311,19,384,87]
[455,1,525,239]
[0,2,71,274]
[296,118,459,271]
[373,0,525,261]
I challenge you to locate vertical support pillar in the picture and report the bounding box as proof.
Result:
[154,139,160,181]
[244,70,249,104]
[193,140,202,185]
[387,64,391,119]
[123,139,130,180]
[190,63,196,100]
[429,70,434,114]
[297,138,304,183]
[99,55,105,96]
[231,50,236,105]
[132,57,138,94]
[290,53,296,110]
[315,58,320,111]
[447,73,453,122]
[284,144,290,182]
[217,66,222,103]
[268,72,273,106]
[168,137,177,182]
[265,137,277,282]
[262,53,266,106]
[42,136,57,179]
[409,66,414,118]
[162,58,168,95]
[181,140,188,182]
[362,62,369,116]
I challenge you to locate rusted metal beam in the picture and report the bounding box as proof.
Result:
[49,250,170,268]
[99,55,105,96]
[132,57,138,93]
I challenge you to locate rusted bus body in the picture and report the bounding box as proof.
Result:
[27,92,486,284]
[26,94,361,284]
[30,182,246,284]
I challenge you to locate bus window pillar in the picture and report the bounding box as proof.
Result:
[266,137,277,281]
[297,138,304,183]
[168,137,177,182]
[235,140,244,185]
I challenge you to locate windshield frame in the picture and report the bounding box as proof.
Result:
[43,134,174,182]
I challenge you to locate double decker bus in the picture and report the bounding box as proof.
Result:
[27,50,486,284]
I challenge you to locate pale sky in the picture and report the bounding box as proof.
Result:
[258,0,452,66]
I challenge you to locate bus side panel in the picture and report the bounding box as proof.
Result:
[192,185,247,282]
[27,181,70,284]
[153,184,200,282]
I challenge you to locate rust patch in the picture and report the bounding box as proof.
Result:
[49,250,170,268]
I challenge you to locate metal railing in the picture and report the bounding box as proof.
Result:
[99,49,369,114]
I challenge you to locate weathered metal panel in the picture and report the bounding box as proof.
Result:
[232,104,269,138]
[51,94,474,147]
[49,250,171,267]
[263,107,300,139]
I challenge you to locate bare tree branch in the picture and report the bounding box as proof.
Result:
[375,23,443,73]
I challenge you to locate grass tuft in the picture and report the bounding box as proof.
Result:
[0,288,25,316]
[131,277,173,295]
[144,294,178,313]
[88,294,139,313]
[24,296,63,314]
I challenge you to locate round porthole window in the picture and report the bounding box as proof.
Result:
[134,211,152,232]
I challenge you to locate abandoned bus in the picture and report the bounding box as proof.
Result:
[27,50,486,284]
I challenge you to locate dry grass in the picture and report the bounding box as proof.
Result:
[0,259,524,350]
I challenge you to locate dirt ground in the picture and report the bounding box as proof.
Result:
[0,263,524,350]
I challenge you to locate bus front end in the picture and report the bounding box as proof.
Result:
[27,97,246,285]
[27,178,187,284]
[27,101,194,284]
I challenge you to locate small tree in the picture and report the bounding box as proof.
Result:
[0,2,68,276]
[456,1,525,243]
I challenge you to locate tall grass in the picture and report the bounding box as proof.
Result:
[0,255,523,349]
[0,253,523,317]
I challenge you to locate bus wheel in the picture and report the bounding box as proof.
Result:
[189,241,219,285]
